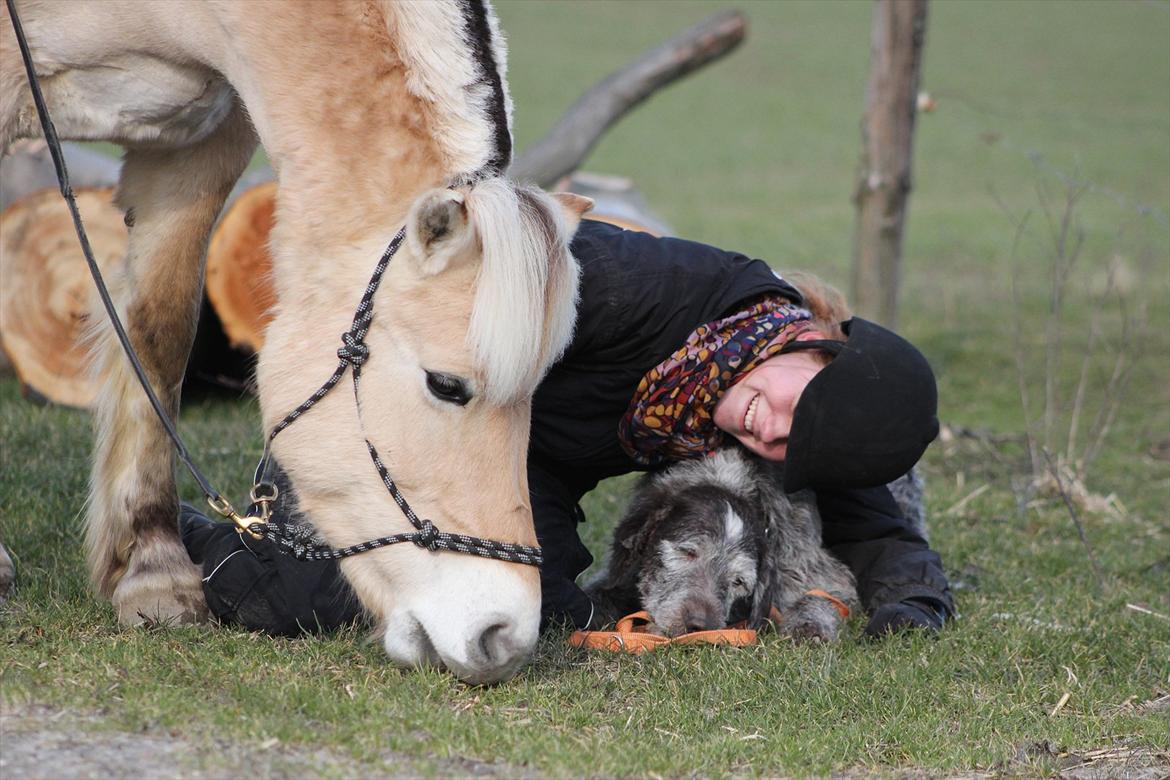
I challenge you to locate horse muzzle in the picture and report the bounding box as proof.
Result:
[378,553,541,684]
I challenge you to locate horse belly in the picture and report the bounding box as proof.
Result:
[29,54,234,148]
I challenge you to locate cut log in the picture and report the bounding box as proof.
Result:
[204,180,279,353]
[0,141,122,377]
[0,187,125,407]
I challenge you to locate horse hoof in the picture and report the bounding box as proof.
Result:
[111,537,208,626]
[0,542,14,602]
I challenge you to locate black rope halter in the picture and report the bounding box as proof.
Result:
[7,0,542,569]
[247,230,543,567]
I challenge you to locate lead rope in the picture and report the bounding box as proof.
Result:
[7,0,541,568]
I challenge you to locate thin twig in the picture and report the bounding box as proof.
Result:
[1126,603,1170,621]
[1065,257,1117,467]
[944,484,990,516]
[1007,209,1042,476]
[1041,184,1087,457]
[1041,448,1107,591]
[1081,289,1146,475]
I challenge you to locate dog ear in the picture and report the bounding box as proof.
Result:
[745,498,780,629]
[616,499,671,558]
[747,582,776,630]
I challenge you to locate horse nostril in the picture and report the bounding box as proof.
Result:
[477,620,512,664]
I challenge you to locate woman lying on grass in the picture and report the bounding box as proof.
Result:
[182,220,954,639]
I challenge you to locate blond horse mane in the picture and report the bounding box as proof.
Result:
[465,180,580,404]
[386,0,513,176]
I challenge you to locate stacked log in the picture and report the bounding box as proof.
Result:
[0,140,122,380]
[204,180,278,353]
[0,187,125,407]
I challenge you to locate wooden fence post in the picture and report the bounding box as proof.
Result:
[850,0,928,329]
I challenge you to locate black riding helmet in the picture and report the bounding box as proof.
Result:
[778,317,939,493]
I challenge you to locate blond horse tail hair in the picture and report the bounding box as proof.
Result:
[464,179,580,404]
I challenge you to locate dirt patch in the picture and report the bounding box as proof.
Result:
[4,703,1167,779]
[1,704,533,780]
[1005,740,1170,780]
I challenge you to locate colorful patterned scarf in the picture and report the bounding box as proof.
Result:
[618,297,813,466]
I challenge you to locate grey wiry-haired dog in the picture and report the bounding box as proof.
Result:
[585,447,923,641]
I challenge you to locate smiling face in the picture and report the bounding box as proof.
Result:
[712,332,831,461]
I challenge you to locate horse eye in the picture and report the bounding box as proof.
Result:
[425,371,472,406]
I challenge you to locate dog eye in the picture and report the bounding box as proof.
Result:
[425,371,472,406]
[678,545,699,561]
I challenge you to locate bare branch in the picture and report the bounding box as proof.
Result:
[1008,210,1042,476]
[1065,257,1118,466]
[508,10,747,187]
[1080,294,1145,474]
[1041,184,1088,454]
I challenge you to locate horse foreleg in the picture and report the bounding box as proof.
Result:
[88,105,256,625]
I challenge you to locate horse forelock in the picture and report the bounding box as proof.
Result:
[382,0,513,178]
[465,180,580,405]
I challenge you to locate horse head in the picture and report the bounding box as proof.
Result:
[257,178,590,683]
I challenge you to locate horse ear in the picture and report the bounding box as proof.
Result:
[406,188,472,276]
[549,192,593,234]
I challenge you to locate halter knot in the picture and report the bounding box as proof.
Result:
[337,331,370,367]
[414,519,441,551]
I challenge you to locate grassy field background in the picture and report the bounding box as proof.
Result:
[2,1,1168,776]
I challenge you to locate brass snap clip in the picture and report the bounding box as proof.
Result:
[207,495,265,541]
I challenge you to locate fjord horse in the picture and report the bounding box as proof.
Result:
[0,0,589,684]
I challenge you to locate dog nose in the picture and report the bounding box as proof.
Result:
[683,604,724,633]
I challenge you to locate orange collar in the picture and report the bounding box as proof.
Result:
[568,589,850,653]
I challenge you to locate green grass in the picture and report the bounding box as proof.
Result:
[3,1,1169,776]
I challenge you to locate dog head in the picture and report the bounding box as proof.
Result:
[614,451,768,636]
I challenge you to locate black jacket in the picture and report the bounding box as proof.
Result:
[530,220,954,629]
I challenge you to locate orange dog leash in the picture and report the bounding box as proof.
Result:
[568,589,850,654]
